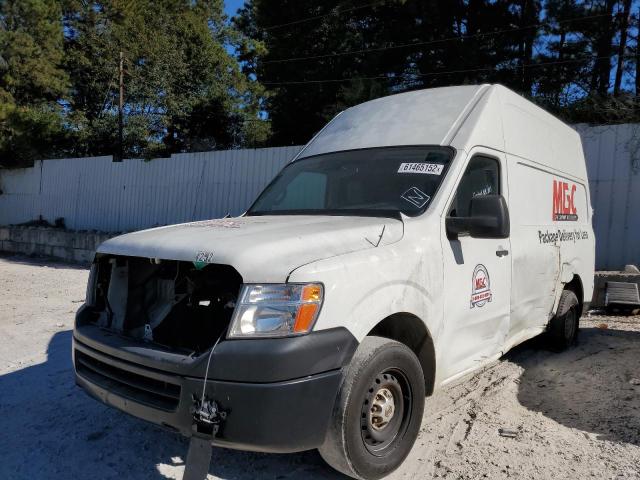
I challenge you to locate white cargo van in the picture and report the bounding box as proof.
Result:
[73,84,595,479]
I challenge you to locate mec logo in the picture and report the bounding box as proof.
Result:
[552,179,578,221]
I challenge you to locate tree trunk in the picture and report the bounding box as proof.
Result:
[555,29,567,107]
[614,0,632,96]
[519,0,539,94]
[590,0,616,96]
[636,8,640,96]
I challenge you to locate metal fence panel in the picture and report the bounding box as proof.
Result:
[577,124,640,270]
[0,147,300,233]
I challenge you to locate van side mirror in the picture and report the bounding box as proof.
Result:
[446,194,510,239]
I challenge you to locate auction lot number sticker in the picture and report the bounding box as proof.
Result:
[398,163,444,175]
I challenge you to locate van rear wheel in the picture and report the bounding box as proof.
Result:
[319,336,425,480]
[547,289,580,351]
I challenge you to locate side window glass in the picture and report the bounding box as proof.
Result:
[450,156,500,217]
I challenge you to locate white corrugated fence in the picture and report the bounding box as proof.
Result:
[0,124,639,270]
[576,124,640,270]
[0,146,301,233]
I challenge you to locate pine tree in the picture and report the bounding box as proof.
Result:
[0,0,69,167]
[63,0,270,159]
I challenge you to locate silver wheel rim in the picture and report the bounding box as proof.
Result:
[360,370,411,456]
[369,387,396,431]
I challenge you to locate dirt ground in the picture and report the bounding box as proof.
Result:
[0,254,639,480]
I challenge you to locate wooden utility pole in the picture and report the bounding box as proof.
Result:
[116,51,124,161]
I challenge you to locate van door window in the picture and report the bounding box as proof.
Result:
[450,156,500,217]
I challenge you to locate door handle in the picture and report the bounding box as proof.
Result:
[496,248,509,257]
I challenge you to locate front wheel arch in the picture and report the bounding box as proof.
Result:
[367,313,436,396]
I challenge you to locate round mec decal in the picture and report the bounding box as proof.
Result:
[470,264,492,308]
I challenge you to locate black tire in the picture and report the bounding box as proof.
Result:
[547,289,580,351]
[318,336,425,480]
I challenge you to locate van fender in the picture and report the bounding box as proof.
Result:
[345,281,440,343]
[551,262,578,315]
[287,239,444,343]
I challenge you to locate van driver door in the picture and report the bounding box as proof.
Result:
[440,151,512,381]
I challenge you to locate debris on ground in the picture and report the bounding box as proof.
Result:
[498,428,518,438]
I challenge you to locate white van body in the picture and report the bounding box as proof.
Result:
[286,83,596,383]
[74,84,595,479]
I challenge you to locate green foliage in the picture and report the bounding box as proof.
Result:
[0,0,269,167]
[1,0,639,166]
[237,0,640,146]
[0,0,69,167]
[63,0,270,159]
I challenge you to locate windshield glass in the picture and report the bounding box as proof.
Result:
[247,146,453,217]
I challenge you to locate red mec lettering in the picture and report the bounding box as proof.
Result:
[552,179,578,220]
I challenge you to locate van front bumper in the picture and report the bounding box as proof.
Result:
[73,325,358,453]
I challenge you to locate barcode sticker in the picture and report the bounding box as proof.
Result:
[397,163,444,175]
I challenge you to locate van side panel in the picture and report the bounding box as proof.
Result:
[447,87,505,153]
[506,157,594,348]
[497,87,587,182]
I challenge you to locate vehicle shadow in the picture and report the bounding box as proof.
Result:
[0,330,345,480]
[508,326,640,446]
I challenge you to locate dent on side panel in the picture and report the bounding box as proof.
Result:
[507,158,562,337]
[508,156,594,337]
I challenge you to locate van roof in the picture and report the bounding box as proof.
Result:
[297,84,586,181]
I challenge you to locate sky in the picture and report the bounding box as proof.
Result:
[224,0,245,17]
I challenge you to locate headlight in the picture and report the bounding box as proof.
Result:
[228,283,323,338]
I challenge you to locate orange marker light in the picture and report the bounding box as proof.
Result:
[301,284,322,302]
[294,303,319,333]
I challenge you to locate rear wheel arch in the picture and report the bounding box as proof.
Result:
[367,313,436,396]
[563,274,585,317]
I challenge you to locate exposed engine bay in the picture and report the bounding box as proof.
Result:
[83,254,242,355]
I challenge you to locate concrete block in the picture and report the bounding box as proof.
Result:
[73,249,94,265]
[9,228,28,243]
[51,245,73,262]
[73,232,100,250]
[2,239,19,253]
[43,229,70,248]
[0,226,109,264]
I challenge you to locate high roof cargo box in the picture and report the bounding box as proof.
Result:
[298,84,587,181]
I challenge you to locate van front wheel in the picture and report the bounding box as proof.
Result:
[547,289,580,350]
[319,336,425,480]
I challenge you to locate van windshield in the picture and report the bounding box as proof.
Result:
[247,146,453,218]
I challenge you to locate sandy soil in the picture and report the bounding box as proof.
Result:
[0,254,639,480]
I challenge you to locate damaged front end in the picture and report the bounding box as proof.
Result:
[73,253,358,452]
[74,253,241,438]
[80,254,242,355]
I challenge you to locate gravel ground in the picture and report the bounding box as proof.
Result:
[0,254,639,480]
